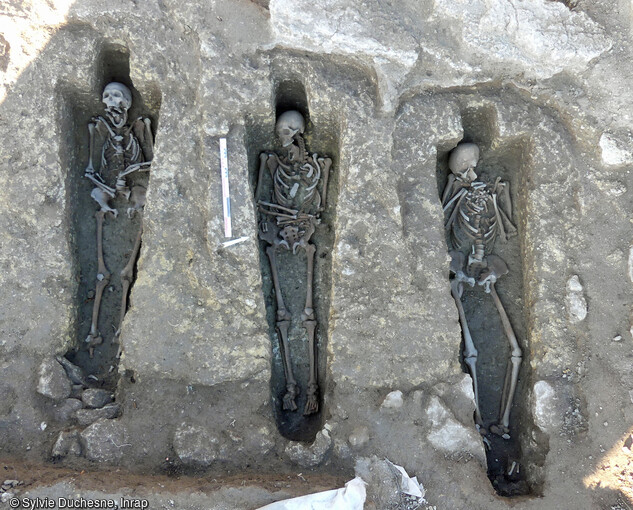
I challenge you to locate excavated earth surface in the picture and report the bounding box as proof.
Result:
[3,0,633,508]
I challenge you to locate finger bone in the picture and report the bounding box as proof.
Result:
[127,186,146,218]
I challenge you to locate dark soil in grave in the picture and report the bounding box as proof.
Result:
[245,80,340,442]
[436,117,537,496]
[60,44,160,391]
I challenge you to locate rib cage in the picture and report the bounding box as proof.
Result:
[449,182,498,258]
[272,154,322,214]
[101,131,143,175]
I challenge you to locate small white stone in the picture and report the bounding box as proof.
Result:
[613,335,623,342]
[381,390,404,409]
[600,133,633,166]
[566,275,587,323]
[40,421,47,431]
[533,380,560,432]
[567,275,583,292]
[348,426,370,448]
[458,373,475,401]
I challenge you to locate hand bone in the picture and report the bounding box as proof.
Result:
[477,255,509,292]
[456,270,475,287]
[127,186,146,218]
[85,173,116,198]
[478,272,497,293]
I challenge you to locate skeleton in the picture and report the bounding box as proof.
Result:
[83,82,153,357]
[256,110,332,415]
[442,142,521,436]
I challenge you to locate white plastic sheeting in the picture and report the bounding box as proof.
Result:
[256,477,366,510]
[386,460,425,500]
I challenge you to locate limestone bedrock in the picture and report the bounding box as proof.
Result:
[1,0,632,508]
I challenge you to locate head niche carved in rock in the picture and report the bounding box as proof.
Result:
[275,110,305,148]
[449,142,480,183]
[102,82,132,129]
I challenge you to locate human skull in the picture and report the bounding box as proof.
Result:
[102,82,132,129]
[275,110,305,147]
[448,143,479,182]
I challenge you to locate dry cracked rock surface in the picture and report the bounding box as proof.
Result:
[2,0,633,508]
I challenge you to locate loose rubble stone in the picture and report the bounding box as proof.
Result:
[380,390,404,410]
[1,493,14,504]
[533,380,561,433]
[173,424,222,467]
[75,404,121,427]
[333,439,352,460]
[284,429,332,467]
[425,396,484,462]
[37,358,71,402]
[81,389,113,409]
[52,430,81,458]
[69,385,83,399]
[56,357,88,387]
[80,420,129,463]
[356,456,413,508]
[53,398,83,422]
[348,426,370,448]
[566,275,587,323]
